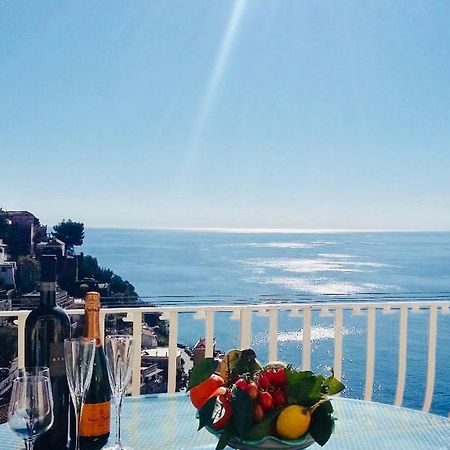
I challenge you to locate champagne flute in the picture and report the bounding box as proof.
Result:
[8,375,54,450]
[105,335,134,450]
[64,338,96,450]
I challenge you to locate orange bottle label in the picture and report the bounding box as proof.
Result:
[79,401,111,437]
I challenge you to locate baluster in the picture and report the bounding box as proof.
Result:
[239,308,252,349]
[364,306,376,401]
[99,309,106,344]
[126,310,143,397]
[17,313,27,369]
[333,307,343,382]
[205,310,215,358]
[167,310,179,394]
[423,305,437,412]
[394,305,408,406]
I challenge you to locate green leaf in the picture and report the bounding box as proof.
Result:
[216,423,235,450]
[244,409,279,441]
[286,369,314,381]
[309,401,335,446]
[286,371,325,406]
[197,396,216,431]
[231,386,254,439]
[188,358,219,390]
[322,376,345,395]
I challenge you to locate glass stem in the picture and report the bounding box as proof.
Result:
[24,438,34,450]
[75,398,82,450]
[115,394,124,447]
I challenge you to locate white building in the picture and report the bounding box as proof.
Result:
[141,347,183,370]
[0,240,16,289]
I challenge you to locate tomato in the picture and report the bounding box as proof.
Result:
[272,389,286,407]
[235,378,249,391]
[258,372,271,390]
[212,394,232,430]
[246,381,259,400]
[259,391,274,411]
[189,374,225,409]
[271,368,287,387]
[253,403,264,422]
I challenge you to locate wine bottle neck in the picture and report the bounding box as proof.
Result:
[40,282,57,306]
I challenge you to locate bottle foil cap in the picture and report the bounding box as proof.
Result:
[85,292,101,312]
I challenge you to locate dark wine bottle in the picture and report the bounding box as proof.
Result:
[25,254,71,450]
[79,292,111,450]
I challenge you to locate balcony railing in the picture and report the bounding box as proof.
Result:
[0,299,449,417]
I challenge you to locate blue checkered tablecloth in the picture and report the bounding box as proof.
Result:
[1,395,449,449]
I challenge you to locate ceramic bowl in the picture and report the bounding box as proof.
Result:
[205,426,315,450]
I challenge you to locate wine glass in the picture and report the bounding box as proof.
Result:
[104,335,134,450]
[8,375,54,450]
[64,338,96,450]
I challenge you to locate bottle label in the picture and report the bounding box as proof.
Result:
[49,342,66,376]
[79,401,111,437]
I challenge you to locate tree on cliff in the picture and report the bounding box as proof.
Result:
[53,219,85,255]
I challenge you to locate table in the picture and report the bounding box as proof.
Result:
[1,395,449,449]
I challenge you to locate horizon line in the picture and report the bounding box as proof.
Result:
[86,226,450,233]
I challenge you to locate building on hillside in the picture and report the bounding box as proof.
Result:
[141,347,183,370]
[4,211,47,256]
[141,346,188,391]
[192,337,216,365]
[0,240,16,290]
[4,211,36,228]
[140,363,164,394]
[35,237,66,259]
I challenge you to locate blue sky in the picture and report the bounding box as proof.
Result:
[1,1,450,230]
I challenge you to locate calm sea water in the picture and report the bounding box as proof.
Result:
[83,229,450,415]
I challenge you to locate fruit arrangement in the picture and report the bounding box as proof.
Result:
[188,349,345,450]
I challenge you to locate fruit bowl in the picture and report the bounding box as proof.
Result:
[189,349,344,450]
[206,426,316,450]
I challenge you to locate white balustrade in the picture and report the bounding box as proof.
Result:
[1,300,449,416]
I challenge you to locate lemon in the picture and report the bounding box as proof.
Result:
[276,405,311,440]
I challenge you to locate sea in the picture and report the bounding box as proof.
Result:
[83,229,450,416]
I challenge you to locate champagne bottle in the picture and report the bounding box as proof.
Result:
[25,254,71,450]
[79,292,111,450]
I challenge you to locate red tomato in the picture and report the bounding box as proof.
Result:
[212,395,232,430]
[246,381,259,400]
[271,368,287,387]
[259,391,274,411]
[258,372,271,390]
[253,403,264,422]
[235,378,248,391]
[272,389,286,407]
